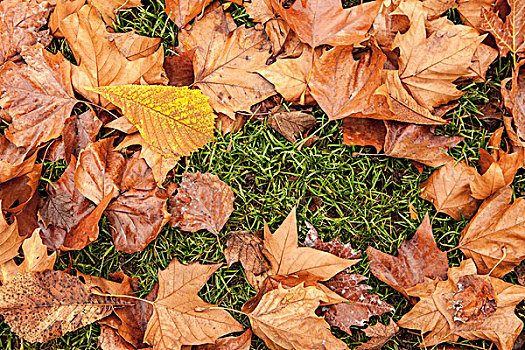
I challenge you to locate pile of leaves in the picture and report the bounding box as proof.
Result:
[1,0,525,348]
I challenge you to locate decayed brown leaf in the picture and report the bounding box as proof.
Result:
[266,109,317,143]
[0,229,56,283]
[225,231,270,275]
[60,5,167,107]
[481,0,525,57]
[164,0,213,27]
[179,6,275,118]
[356,319,399,350]
[366,214,449,299]
[0,202,26,265]
[420,160,480,220]
[263,208,357,279]
[99,325,138,350]
[75,138,170,253]
[398,259,525,350]
[0,270,126,343]
[342,118,386,152]
[394,10,484,109]
[164,50,195,87]
[270,0,380,47]
[144,259,243,350]
[169,171,234,235]
[459,187,525,277]
[0,0,52,65]
[309,45,387,121]
[61,109,103,163]
[0,44,77,152]
[246,283,348,350]
[194,329,252,350]
[303,221,361,259]
[383,122,464,167]
[502,60,525,146]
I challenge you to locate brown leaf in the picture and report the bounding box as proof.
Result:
[258,46,314,104]
[0,0,52,65]
[144,259,243,349]
[169,171,234,235]
[179,6,275,117]
[99,325,137,350]
[459,187,525,277]
[450,274,497,323]
[398,259,525,350]
[165,0,213,27]
[38,156,112,251]
[383,122,464,167]
[470,162,507,199]
[0,229,56,283]
[342,118,386,152]
[267,110,316,143]
[61,5,167,107]
[303,221,361,259]
[394,11,484,109]
[164,50,195,87]
[0,44,77,152]
[481,0,525,57]
[0,160,42,213]
[270,0,380,47]
[322,273,395,331]
[367,214,448,300]
[466,43,498,80]
[0,201,26,265]
[194,329,252,350]
[370,0,410,50]
[263,208,358,279]
[309,45,386,120]
[457,0,495,31]
[88,0,142,24]
[0,135,36,184]
[247,283,348,350]
[225,231,270,275]
[61,109,103,163]
[0,270,125,343]
[49,0,85,37]
[502,60,525,146]
[356,319,399,350]
[108,32,162,60]
[420,160,480,220]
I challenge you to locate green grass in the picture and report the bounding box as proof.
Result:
[2,1,522,349]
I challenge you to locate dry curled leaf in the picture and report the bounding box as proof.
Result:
[266,110,317,143]
[0,270,126,343]
[164,50,195,87]
[169,171,234,235]
[398,259,525,350]
[246,283,348,350]
[144,259,243,350]
[367,214,449,300]
[420,160,480,220]
[225,231,270,275]
[356,319,399,350]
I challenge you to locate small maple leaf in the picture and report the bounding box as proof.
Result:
[88,85,216,159]
[144,259,243,350]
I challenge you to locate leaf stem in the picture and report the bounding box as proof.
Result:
[91,290,154,305]
[194,306,248,316]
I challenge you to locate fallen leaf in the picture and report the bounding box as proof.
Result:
[356,319,399,350]
[246,283,348,350]
[342,118,386,152]
[88,0,142,24]
[0,0,52,65]
[303,221,361,259]
[0,201,26,265]
[144,259,243,350]
[194,329,252,350]
[470,162,507,200]
[179,6,275,117]
[366,214,449,299]
[61,109,103,163]
[270,0,380,47]
[459,186,525,277]
[383,122,464,167]
[0,229,56,283]
[309,45,386,120]
[267,110,317,143]
[449,274,497,323]
[398,259,525,350]
[0,270,126,343]
[0,160,42,213]
[108,32,163,60]
[502,60,525,146]
[164,0,213,27]
[169,171,234,235]
[38,156,112,251]
[60,5,167,107]
[370,0,410,50]
[99,325,137,350]
[420,160,480,220]
[481,0,525,57]
[394,10,484,109]
[0,135,37,184]
[48,0,85,37]
[0,44,77,152]
[262,208,358,279]
[164,50,195,87]
[457,0,495,31]
[225,231,270,275]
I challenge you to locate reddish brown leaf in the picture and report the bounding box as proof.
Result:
[270,0,380,47]
[164,50,195,87]
[266,110,317,143]
[169,171,234,235]
[164,0,213,27]
[0,135,36,184]
[0,201,26,265]
[0,160,41,213]
[502,60,525,146]
[449,274,497,323]
[62,110,103,163]
[99,325,137,350]
[356,319,399,350]
[303,221,361,259]
[481,0,525,57]
[342,118,386,152]
[366,214,449,299]
[225,231,270,275]
[194,329,252,350]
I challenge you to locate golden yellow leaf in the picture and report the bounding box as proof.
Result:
[87,85,216,158]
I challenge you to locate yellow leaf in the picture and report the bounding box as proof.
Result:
[87,85,216,158]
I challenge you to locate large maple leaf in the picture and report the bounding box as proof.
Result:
[89,85,216,159]
[179,6,276,118]
[144,259,243,350]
